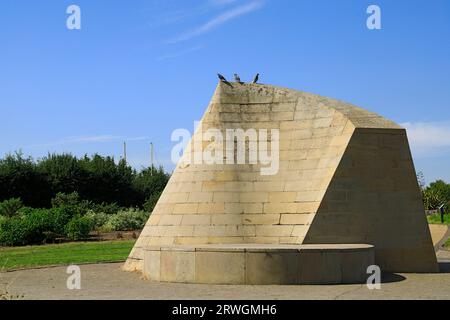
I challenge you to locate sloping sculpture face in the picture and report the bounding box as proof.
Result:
[124,82,438,277]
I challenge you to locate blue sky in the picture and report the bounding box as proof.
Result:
[0,0,449,184]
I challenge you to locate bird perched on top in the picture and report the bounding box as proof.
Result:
[217,73,227,82]
[252,73,259,84]
[234,73,241,83]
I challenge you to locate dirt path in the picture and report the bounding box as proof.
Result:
[1,262,450,300]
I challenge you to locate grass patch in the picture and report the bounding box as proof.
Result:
[445,237,450,249]
[427,214,450,225]
[0,240,135,271]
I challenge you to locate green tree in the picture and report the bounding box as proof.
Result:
[417,171,426,190]
[0,152,170,209]
[37,153,86,197]
[134,166,170,205]
[423,180,450,211]
[0,152,51,207]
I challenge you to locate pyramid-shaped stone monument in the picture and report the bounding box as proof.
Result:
[124,82,438,284]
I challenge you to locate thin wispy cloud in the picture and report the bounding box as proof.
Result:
[208,0,239,6]
[402,121,450,157]
[65,135,121,143]
[157,45,204,61]
[144,0,239,29]
[167,0,265,44]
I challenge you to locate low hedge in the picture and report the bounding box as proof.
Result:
[0,207,82,246]
[0,209,55,246]
[0,194,152,246]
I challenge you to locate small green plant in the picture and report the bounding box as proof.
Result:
[0,198,23,217]
[64,215,92,240]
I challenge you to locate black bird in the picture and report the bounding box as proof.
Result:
[234,73,241,83]
[217,73,227,82]
[252,73,259,84]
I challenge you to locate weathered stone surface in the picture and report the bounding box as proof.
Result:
[142,244,375,285]
[124,82,438,275]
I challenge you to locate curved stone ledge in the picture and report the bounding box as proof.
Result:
[143,244,375,285]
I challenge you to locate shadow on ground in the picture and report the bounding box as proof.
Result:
[439,262,450,273]
[379,262,450,282]
[381,272,406,283]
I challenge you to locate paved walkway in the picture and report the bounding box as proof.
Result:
[429,224,450,249]
[1,261,450,300]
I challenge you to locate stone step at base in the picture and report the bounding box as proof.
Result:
[143,243,375,285]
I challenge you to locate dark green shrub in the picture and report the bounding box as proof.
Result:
[0,198,23,217]
[0,206,93,246]
[23,209,56,244]
[0,217,29,246]
[143,191,162,213]
[14,206,76,239]
[49,206,76,235]
[90,202,121,215]
[51,192,81,208]
[51,192,91,216]
[64,215,92,240]
[0,209,55,246]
